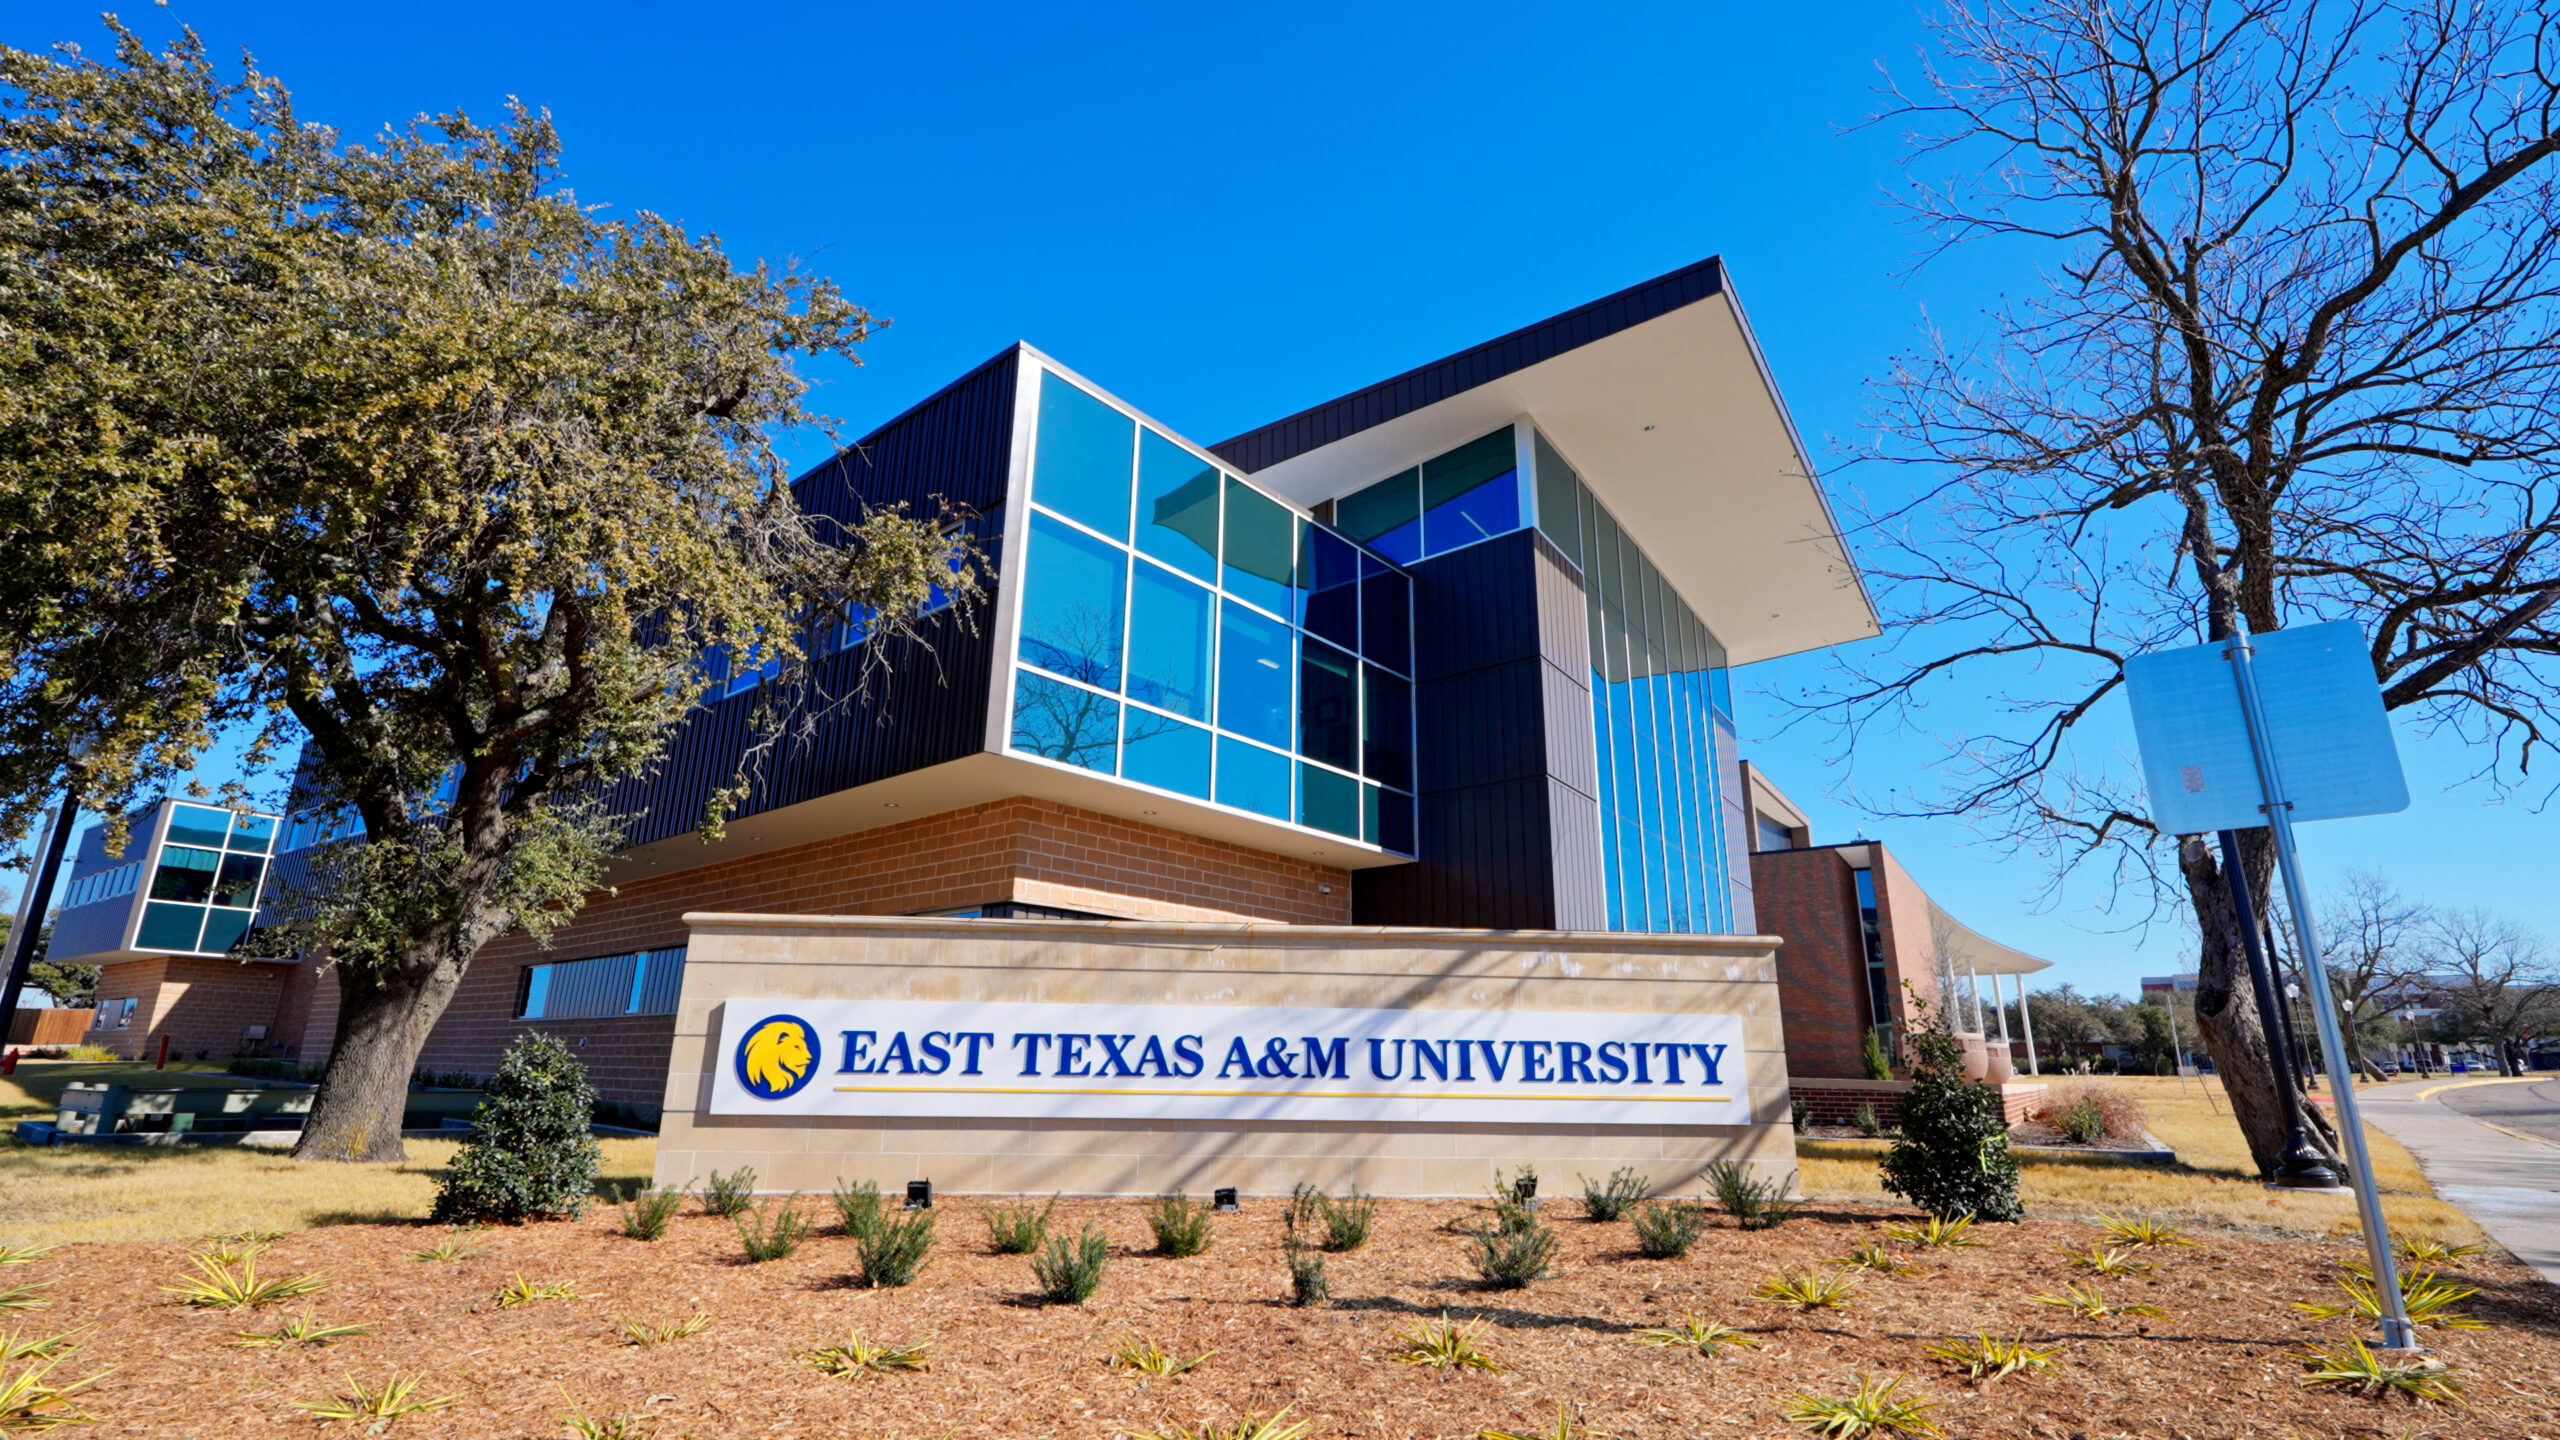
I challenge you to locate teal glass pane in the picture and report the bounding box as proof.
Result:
[1215,736,1290,820]
[1299,639,1356,770]
[1121,711,1212,799]
[1011,671,1119,774]
[1216,600,1292,748]
[1135,428,1220,580]
[212,853,264,908]
[150,845,220,902]
[1531,430,1583,569]
[1421,427,1520,556]
[138,901,207,952]
[1362,781,1381,844]
[226,813,278,853]
[1335,469,1421,564]
[1299,763,1359,838]
[1033,371,1134,540]
[198,907,253,954]
[1221,478,1299,618]
[1018,512,1127,687]
[167,804,232,848]
[1127,560,1213,721]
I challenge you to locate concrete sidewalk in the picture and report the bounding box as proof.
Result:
[2354,1075,2560,1288]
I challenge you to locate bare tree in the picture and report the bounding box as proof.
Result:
[2425,907,2559,1074]
[2317,871,2434,1080]
[1820,1,2560,1176]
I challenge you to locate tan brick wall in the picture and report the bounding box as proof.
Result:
[81,955,295,1061]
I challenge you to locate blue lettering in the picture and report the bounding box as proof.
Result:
[1010,1032,1054,1076]
[1135,1035,1172,1078]
[1302,1037,1348,1080]
[1690,1042,1727,1085]
[1595,1041,1630,1084]
[954,1032,995,1075]
[1477,1040,1514,1083]
[1455,1038,1475,1082]
[877,1031,916,1075]
[1367,1038,1405,1080]
[1173,1035,1205,1077]
[1057,1033,1093,1077]
[1521,1041,1554,1084]
[1653,1042,1688,1085]
[1558,1041,1596,1084]
[1098,1033,1140,1078]
[918,1031,952,1075]
[1257,1038,1298,1078]
[1633,1042,1652,1084]
[838,1030,878,1074]
[1411,1039,1452,1082]
[1217,1037,1257,1079]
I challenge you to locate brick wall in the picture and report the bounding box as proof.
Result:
[1791,1079,2048,1126]
[83,955,296,1060]
[1747,847,1873,1080]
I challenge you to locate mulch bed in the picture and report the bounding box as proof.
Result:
[24,1197,2560,1438]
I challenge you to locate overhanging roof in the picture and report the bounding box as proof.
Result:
[1212,257,1879,666]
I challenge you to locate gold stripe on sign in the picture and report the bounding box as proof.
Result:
[829,1084,1731,1102]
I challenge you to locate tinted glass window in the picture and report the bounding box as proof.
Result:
[198,907,253,954]
[150,845,220,903]
[1221,477,1298,618]
[1019,512,1126,688]
[1301,525,1360,652]
[1374,787,1415,854]
[1121,711,1212,799]
[1135,428,1220,580]
[1335,469,1421,564]
[1358,563,1411,675]
[1299,639,1357,770]
[1362,665,1413,790]
[1032,372,1134,540]
[1011,671,1119,774]
[1532,430,1584,568]
[1215,736,1290,820]
[1126,560,1214,721]
[212,854,264,908]
[1216,600,1292,748]
[167,805,232,849]
[1299,763,1359,838]
[1421,428,1519,555]
[138,901,204,951]
[227,813,278,853]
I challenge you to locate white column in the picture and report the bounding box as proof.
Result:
[2013,972,2040,1076]
[1992,969,2014,1053]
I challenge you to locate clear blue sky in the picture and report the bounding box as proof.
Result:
[4,0,2544,996]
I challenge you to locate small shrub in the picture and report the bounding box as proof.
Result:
[1630,1202,1709,1259]
[1033,1226,1110,1304]
[1791,1096,1812,1133]
[1860,1027,1895,1081]
[408,1237,479,1263]
[231,1308,370,1347]
[1923,1333,2058,1381]
[983,1195,1056,1255]
[2052,1096,2107,1144]
[1110,1336,1212,1376]
[1879,992,2022,1223]
[1577,1167,1650,1222]
[1706,1161,1797,1230]
[430,1033,600,1225]
[1852,1102,1884,1139]
[734,1198,814,1263]
[617,1186,684,1242]
[1832,1242,1916,1275]
[2030,1085,2147,1144]
[2061,1244,2149,1277]
[697,1168,757,1218]
[1147,1192,1214,1258]
[1472,1222,1557,1290]
[1285,1246,1329,1308]
[2295,1270,2483,1330]
[2029,1283,2161,1319]
[1285,1185,1375,1252]
[856,1210,937,1288]
[621,1313,711,1346]
[1128,1408,1310,1440]
[1631,1315,1758,1357]
[1780,1373,1941,1438]
[290,1374,459,1425]
[164,1253,327,1310]
[803,1330,929,1378]
[1389,1314,1499,1372]
[2095,1214,2190,1248]
[491,1273,577,1309]
[829,1179,886,1240]
[2297,1337,2464,1406]
[1883,1216,1982,1250]
[0,1354,101,1432]
[1752,1267,1859,1311]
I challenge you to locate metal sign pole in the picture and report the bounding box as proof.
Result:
[2222,633,2417,1350]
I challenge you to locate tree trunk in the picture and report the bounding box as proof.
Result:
[2178,835,2345,1178]
[294,951,468,1163]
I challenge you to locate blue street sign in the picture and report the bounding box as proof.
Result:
[2124,621,2409,835]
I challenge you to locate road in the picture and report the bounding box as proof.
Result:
[2357,1074,2560,1289]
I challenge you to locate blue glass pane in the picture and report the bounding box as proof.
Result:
[227,813,277,852]
[212,854,264,908]
[1359,564,1410,675]
[150,845,220,902]
[1299,763,1359,838]
[1221,478,1298,618]
[1335,470,1419,565]
[1127,560,1213,721]
[1019,512,1126,688]
[1215,736,1291,820]
[1709,666,1733,720]
[1302,526,1360,652]
[1216,600,1292,748]
[1423,473,1520,556]
[1122,711,1212,799]
[1362,665,1412,790]
[1011,671,1119,774]
[198,907,253,954]
[1033,371,1134,540]
[167,805,231,849]
[1136,428,1220,579]
[138,901,205,952]
[1299,639,1357,770]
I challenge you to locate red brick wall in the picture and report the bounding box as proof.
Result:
[1794,1081,2047,1126]
[1748,847,1874,1080]
[83,955,296,1060]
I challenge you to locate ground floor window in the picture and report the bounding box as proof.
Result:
[515,946,687,1021]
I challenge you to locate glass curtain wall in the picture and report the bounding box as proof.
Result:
[1530,431,1738,934]
[136,804,279,954]
[1007,367,1417,854]
[1330,427,1527,564]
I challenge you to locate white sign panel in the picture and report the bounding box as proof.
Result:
[709,998,1750,1127]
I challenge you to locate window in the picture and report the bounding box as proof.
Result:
[1220,478,1298,619]
[1121,711,1212,799]
[1335,467,1422,565]
[1299,762,1358,838]
[136,804,280,954]
[1756,814,1796,853]
[516,946,688,1021]
[1215,736,1290,820]
[1298,640,1357,771]
[1031,372,1134,540]
[1135,427,1220,579]
[63,861,140,911]
[1126,560,1214,721]
[1301,525,1360,652]
[1361,666,1413,790]
[1216,600,1292,748]
[1019,512,1127,687]
[1328,427,1525,566]
[1011,671,1120,774]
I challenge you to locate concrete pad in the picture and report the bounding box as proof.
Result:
[2356,1076,2560,1289]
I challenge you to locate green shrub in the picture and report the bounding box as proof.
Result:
[617,1186,683,1241]
[734,1198,813,1262]
[1880,991,2023,1223]
[429,1033,600,1225]
[983,1196,1056,1255]
[1578,1167,1650,1222]
[1285,1245,1329,1308]
[856,1210,937,1288]
[1852,1101,1884,1138]
[1705,1161,1798,1231]
[1631,1201,1709,1258]
[1472,1221,1557,1289]
[830,1179,887,1240]
[2054,1096,2107,1144]
[1860,1027,1895,1081]
[1034,1226,1110,1304]
[1287,1184,1375,1252]
[1147,1192,1214,1258]
[1790,1096,1811,1134]
[698,1168,756,1218]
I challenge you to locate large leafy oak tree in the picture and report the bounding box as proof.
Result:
[0,27,979,1160]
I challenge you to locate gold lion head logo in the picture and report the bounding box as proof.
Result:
[740,1018,815,1098]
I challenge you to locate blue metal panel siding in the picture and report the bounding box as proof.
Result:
[792,346,1020,522]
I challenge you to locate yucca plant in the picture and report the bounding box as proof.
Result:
[1923,1333,2059,1381]
[856,1210,937,1288]
[620,1313,711,1346]
[1831,1242,1916,1275]
[803,1330,929,1378]
[0,1284,48,1314]
[0,1354,104,1432]
[557,1388,654,1440]
[491,1273,577,1309]
[1779,1374,1941,1438]
[733,1197,814,1263]
[407,1237,479,1263]
[2295,1270,2483,1330]
[0,1246,55,1268]
[2095,1214,2192,1248]
[1630,1202,1709,1259]
[290,1373,459,1425]
[1127,1407,1312,1440]
[617,1186,685,1242]
[2298,1338,2465,1406]
[1478,1401,1602,1440]
[1630,1315,1757,1357]
[1147,1193,1214,1258]
[1752,1267,1859,1311]
[1389,1314,1500,1373]
[194,1237,271,1266]
[2029,1283,2162,1319]
[1883,1216,1981,1249]
[697,1167,757,1218]
[2394,1236,2484,1267]
[830,1179,888,1241]
[1111,1336,1213,1376]
[231,1308,371,1348]
[1578,1167,1651,1222]
[983,1196,1056,1255]
[1033,1225,1110,1304]
[2061,1244,2150,1277]
[164,1253,327,1310]
[0,1331,78,1363]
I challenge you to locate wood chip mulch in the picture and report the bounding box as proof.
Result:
[18,1196,2560,1439]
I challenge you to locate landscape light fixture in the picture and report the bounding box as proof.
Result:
[906,1180,932,1209]
[1213,1187,1239,1213]
[1511,1173,1538,1205]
